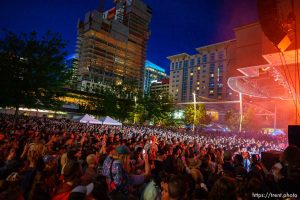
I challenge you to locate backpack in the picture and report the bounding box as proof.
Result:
[106,159,128,195]
[108,159,117,192]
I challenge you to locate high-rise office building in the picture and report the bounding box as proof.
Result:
[144,60,167,93]
[76,0,152,91]
[167,40,235,103]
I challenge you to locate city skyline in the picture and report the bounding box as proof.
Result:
[0,0,257,74]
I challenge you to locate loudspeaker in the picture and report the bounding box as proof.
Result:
[257,0,285,44]
[288,125,300,149]
[257,0,293,51]
[261,151,282,171]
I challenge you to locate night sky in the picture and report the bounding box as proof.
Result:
[0,0,258,74]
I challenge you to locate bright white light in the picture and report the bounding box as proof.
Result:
[173,110,184,119]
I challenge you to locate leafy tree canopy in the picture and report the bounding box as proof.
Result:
[134,91,175,125]
[0,30,72,114]
[184,103,211,126]
[224,109,240,131]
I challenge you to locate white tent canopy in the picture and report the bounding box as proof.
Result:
[77,114,102,124]
[99,116,122,126]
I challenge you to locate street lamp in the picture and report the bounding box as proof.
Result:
[239,93,243,132]
[193,92,196,132]
[134,96,137,124]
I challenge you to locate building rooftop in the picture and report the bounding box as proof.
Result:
[145,60,165,73]
[195,39,236,52]
[166,53,191,60]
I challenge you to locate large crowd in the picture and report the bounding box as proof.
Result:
[0,114,299,200]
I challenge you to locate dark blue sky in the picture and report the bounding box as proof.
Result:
[0,0,257,74]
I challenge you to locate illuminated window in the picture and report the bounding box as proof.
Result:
[209,90,214,94]
[190,72,193,76]
[198,67,201,70]
[197,87,200,90]
[210,74,214,77]
[197,81,200,85]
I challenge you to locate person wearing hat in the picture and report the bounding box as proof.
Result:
[102,145,131,196]
[102,145,150,198]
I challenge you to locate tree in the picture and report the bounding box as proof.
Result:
[224,109,240,131]
[132,103,147,124]
[242,107,257,131]
[184,103,211,126]
[0,30,72,116]
[224,107,258,132]
[102,89,118,118]
[116,98,134,122]
[184,105,195,125]
[159,112,178,126]
[131,91,175,125]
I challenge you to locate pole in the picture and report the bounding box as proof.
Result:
[134,96,137,124]
[274,103,277,129]
[193,92,196,132]
[239,93,243,132]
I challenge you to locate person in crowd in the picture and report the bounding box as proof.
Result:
[171,146,186,174]
[187,148,201,169]
[242,152,251,173]
[52,161,82,200]
[209,176,237,200]
[131,147,144,174]
[243,177,264,200]
[167,175,188,200]
[278,145,300,194]
[222,151,234,177]
[102,145,130,196]
[190,168,208,199]
[81,154,98,185]
[233,154,247,180]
